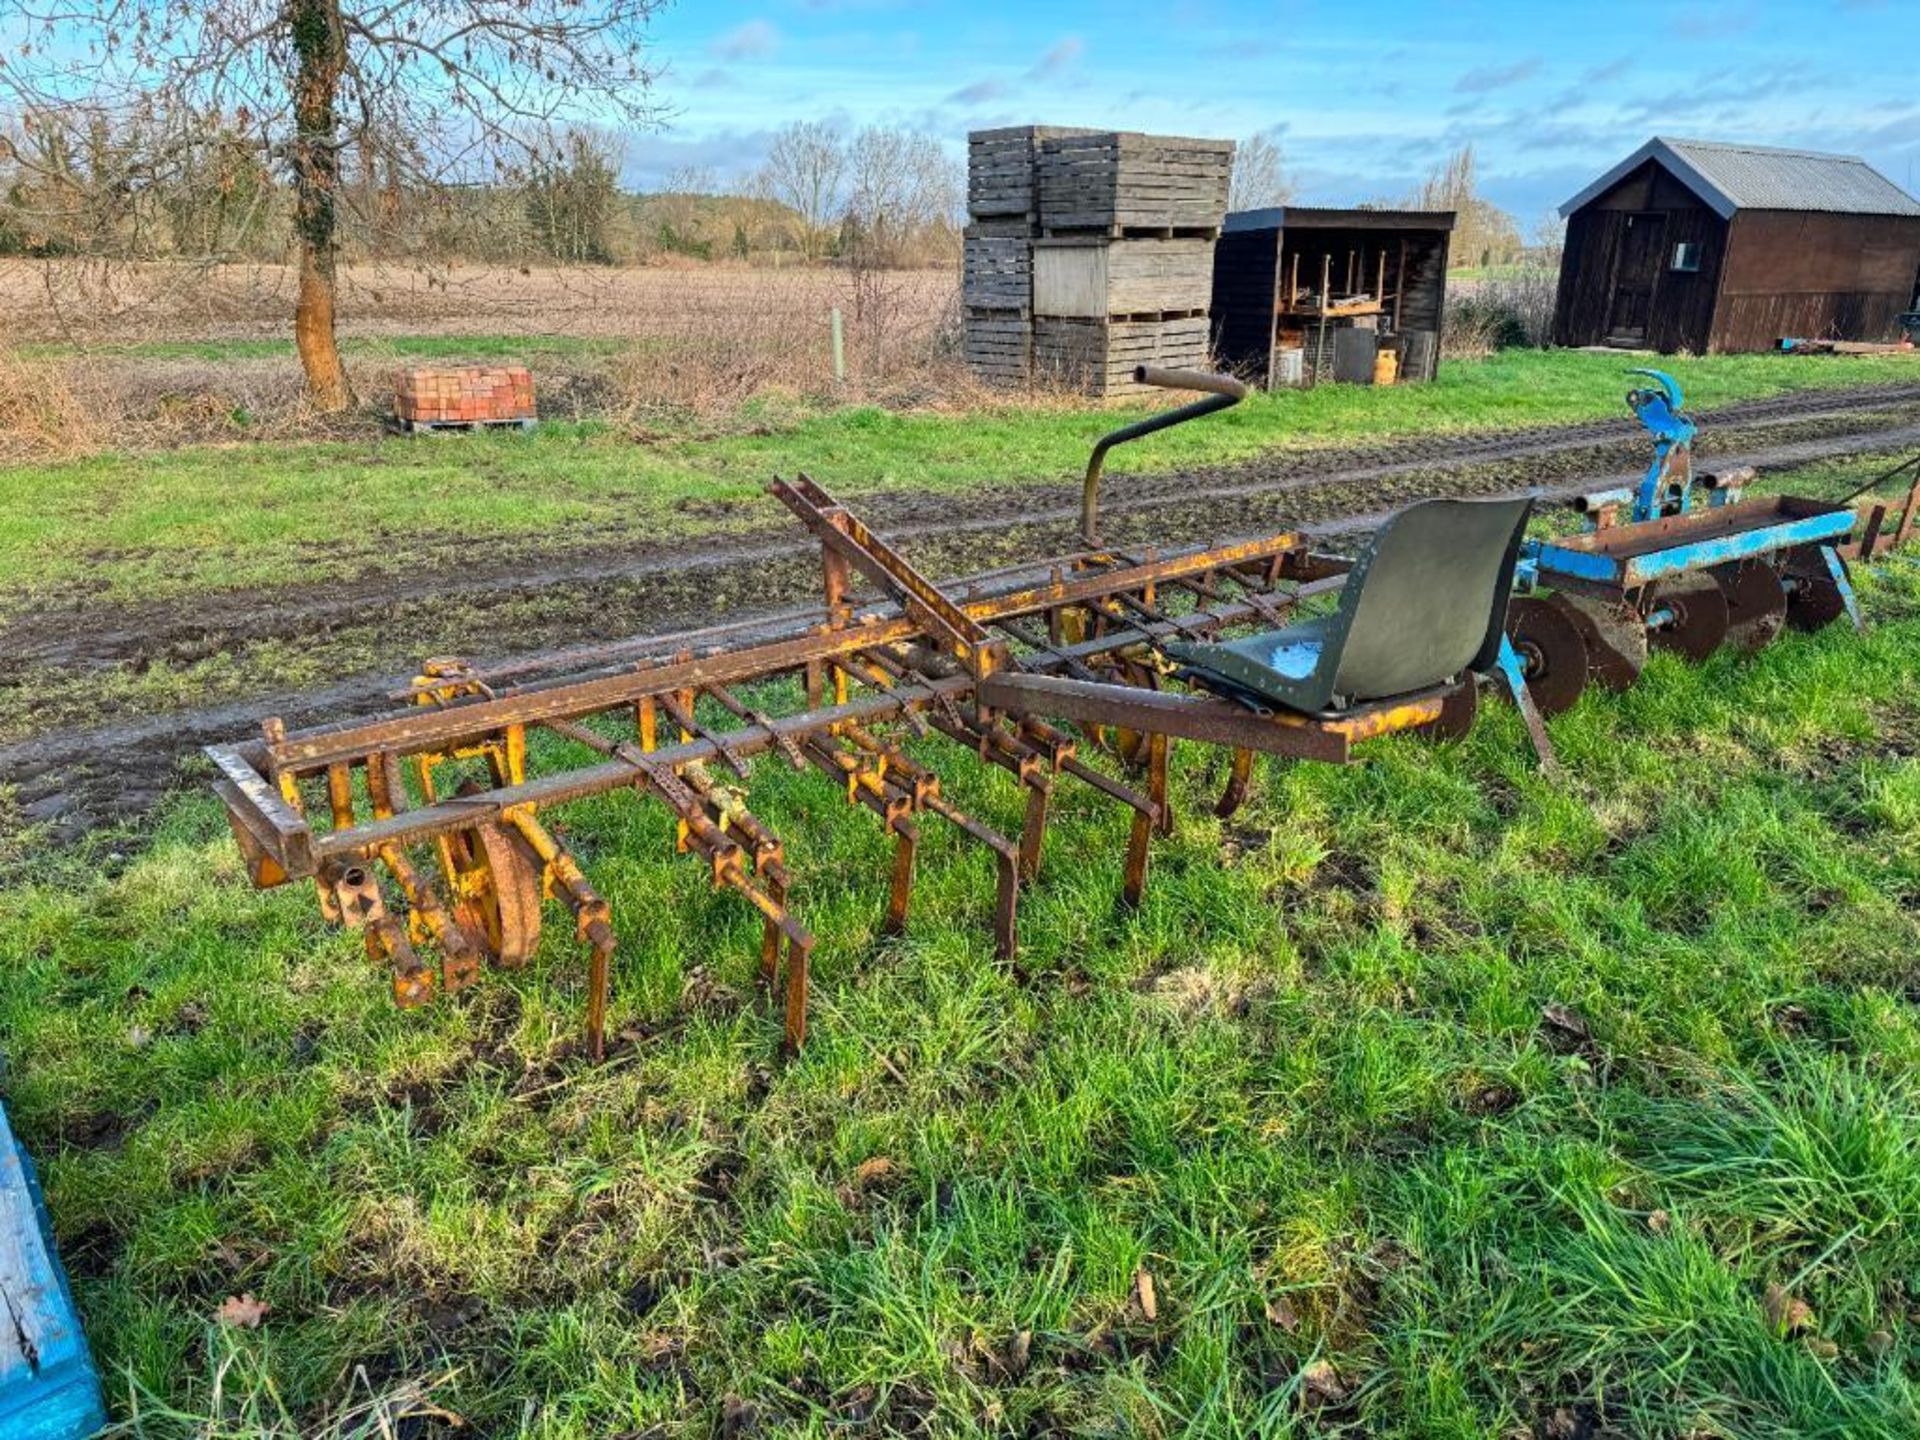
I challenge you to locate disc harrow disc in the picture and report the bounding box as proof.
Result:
[1547,592,1646,693]
[1642,575,1730,661]
[1783,548,1849,633]
[1711,562,1788,653]
[445,819,544,969]
[1505,594,1591,716]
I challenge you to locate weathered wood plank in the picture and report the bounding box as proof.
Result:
[0,1105,107,1440]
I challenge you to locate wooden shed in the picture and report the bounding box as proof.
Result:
[1552,137,1920,353]
[1210,207,1455,388]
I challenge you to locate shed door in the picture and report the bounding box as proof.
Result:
[1606,212,1667,345]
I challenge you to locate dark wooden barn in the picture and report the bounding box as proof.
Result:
[1210,207,1455,388]
[1552,137,1920,353]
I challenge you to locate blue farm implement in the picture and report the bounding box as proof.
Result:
[1499,369,1870,723]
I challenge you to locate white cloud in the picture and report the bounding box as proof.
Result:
[1025,36,1084,82]
[711,20,779,62]
[1455,57,1543,95]
[947,78,1010,106]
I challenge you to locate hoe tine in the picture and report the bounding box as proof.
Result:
[1123,732,1171,909]
[924,793,1020,959]
[783,927,814,1053]
[584,918,615,1062]
[883,817,919,936]
[1217,747,1255,819]
[1019,785,1050,884]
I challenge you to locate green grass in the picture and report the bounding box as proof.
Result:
[2,347,1916,614]
[3,553,1919,1435]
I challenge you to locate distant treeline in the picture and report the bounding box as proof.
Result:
[0,114,964,269]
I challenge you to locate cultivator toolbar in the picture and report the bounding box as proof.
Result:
[209,367,1913,1060]
[209,423,1428,1057]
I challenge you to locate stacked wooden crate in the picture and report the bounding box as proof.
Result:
[963,126,1091,385]
[964,128,1233,397]
[1034,133,1236,233]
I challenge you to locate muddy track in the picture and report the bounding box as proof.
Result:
[7,382,1917,678]
[8,398,1920,844]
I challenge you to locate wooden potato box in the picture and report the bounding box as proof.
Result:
[1032,236,1216,318]
[1036,133,1234,233]
[1033,314,1211,398]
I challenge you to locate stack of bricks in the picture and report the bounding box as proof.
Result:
[964,128,1234,398]
[394,366,537,428]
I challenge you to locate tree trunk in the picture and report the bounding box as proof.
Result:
[290,0,351,411]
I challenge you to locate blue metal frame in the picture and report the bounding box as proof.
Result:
[1625,369,1696,523]
[1528,505,1859,589]
[1820,544,1864,631]
[1522,366,1858,593]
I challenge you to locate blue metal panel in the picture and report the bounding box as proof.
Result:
[1526,539,1625,586]
[0,1105,107,1440]
[1622,510,1859,585]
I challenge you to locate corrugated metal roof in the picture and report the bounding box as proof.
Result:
[1560,137,1920,220]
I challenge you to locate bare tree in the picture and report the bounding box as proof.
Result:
[525,129,624,265]
[753,121,845,263]
[1410,144,1521,269]
[1229,133,1292,212]
[843,126,960,269]
[1529,209,1567,265]
[4,0,664,409]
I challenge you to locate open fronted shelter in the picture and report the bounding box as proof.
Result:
[1552,136,1920,353]
[1210,207,1455,387]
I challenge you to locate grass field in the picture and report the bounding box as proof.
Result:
[3,344,1920,1435]
[3,544,1918,1436]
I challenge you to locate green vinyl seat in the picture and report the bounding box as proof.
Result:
[1165,495,1533,717]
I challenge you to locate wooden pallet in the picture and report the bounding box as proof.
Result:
[394,416,539,435]
[1037,223,1221,242]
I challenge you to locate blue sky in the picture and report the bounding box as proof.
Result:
[632,0,1920,221]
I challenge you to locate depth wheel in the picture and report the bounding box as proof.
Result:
[1505,595,1591,716]
[1548,592,1646,692]
[1783,548,1849,633]
[443,819,544,969]
[1712,562,1788,653]
[1642,575,1729,661]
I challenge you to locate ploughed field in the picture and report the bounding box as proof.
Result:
[1,348,1919,1435]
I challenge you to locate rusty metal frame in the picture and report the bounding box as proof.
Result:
[209,478,1470,1061]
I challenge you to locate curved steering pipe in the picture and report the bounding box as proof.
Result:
[1082,366,1250,548]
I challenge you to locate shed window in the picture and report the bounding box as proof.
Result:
[1671,242,1703,273]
